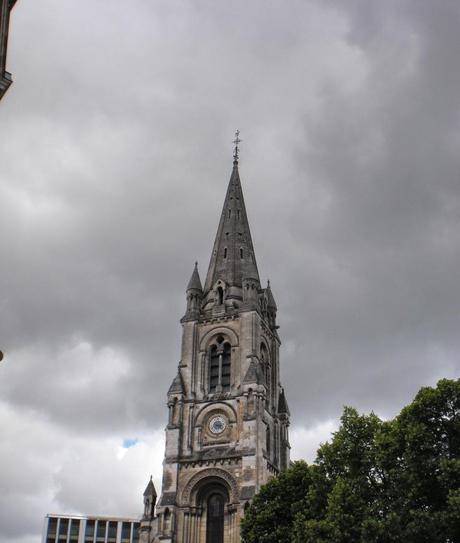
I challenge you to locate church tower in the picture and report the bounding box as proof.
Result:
[140,141,291,543]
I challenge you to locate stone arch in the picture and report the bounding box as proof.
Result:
[181,468,239,506]
[195,401,237,427]
[199,326,239,351]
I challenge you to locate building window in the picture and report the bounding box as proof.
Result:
[209,336,231,393]
[59,519,69,540]
[221,343,231,389]
[107,522,117,543]
[85,520,95,543]
[96,520,106,541]
[47,517,58,543]
[217,286,224,305]
[210,346,220,392]
[224,247,227,259]
[121,523,131,543]
[69,520,80,541]
[132,523,140,543]
[240,247,244,259]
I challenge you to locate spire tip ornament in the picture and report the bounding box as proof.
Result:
[232,130,241,164]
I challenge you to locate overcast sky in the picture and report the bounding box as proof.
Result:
[1,1,460,541]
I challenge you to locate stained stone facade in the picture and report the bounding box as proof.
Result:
[140,157,291,543]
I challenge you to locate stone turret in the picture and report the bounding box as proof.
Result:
[167,368,185,429]
[183,262,203,321]
[265,280,278,329]
[139,476,158,543]
[143,476,157,519]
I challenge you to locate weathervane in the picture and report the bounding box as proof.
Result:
[233,129,241,163]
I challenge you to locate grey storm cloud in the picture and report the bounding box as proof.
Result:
[1,1,459,541]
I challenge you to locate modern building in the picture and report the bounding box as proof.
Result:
[0,0,17,100]
[140,140,291,543]
[42,514,141,543]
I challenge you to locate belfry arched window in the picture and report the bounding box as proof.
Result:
[209,336,231,393]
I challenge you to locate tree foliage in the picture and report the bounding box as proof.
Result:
[241,378,460,543]
[241,460,312,543]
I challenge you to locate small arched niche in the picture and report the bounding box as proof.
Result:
[217,286,224,305]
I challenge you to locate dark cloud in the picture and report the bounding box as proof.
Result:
[1,1,459,541]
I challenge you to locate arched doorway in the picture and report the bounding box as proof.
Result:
[206,493,225,543]
[197,482,228,543]
[181,469,239,543]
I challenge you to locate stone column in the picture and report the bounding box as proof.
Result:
[183,511,190,543]
[195,507,203,543]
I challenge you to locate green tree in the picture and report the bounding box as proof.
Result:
[294,407,384,543]
[241,378,460,543]
[240,460,312,543]
[378,378,460,542]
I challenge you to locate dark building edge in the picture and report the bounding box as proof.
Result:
[0,0,18,100]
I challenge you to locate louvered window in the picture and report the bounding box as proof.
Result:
[209,337,231,393]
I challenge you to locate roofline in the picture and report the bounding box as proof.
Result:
[45,513,141,522]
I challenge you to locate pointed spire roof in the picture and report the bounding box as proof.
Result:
[278,388,290,415]
[187,262,203,292]
[168,368,185,395]
[204,161,260,294]
[143,476,157,497]
[266,280,277,310]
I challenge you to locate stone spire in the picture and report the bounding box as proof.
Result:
[142,475,157,520]
[184,262,203,320]
[186,262,203,292]
[143,475,157,498]
[266,280,277,310]
[168,368,185,396]
[278,388,290,416]
[203,160,260,294]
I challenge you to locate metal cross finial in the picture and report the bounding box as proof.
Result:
[233,130,241,163]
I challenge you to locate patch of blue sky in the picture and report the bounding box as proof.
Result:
[122,437,139,449]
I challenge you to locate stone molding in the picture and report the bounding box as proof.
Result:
[199,326,239,351]
[180,467,239,505]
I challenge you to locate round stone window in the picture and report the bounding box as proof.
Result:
[208,415,227,435]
